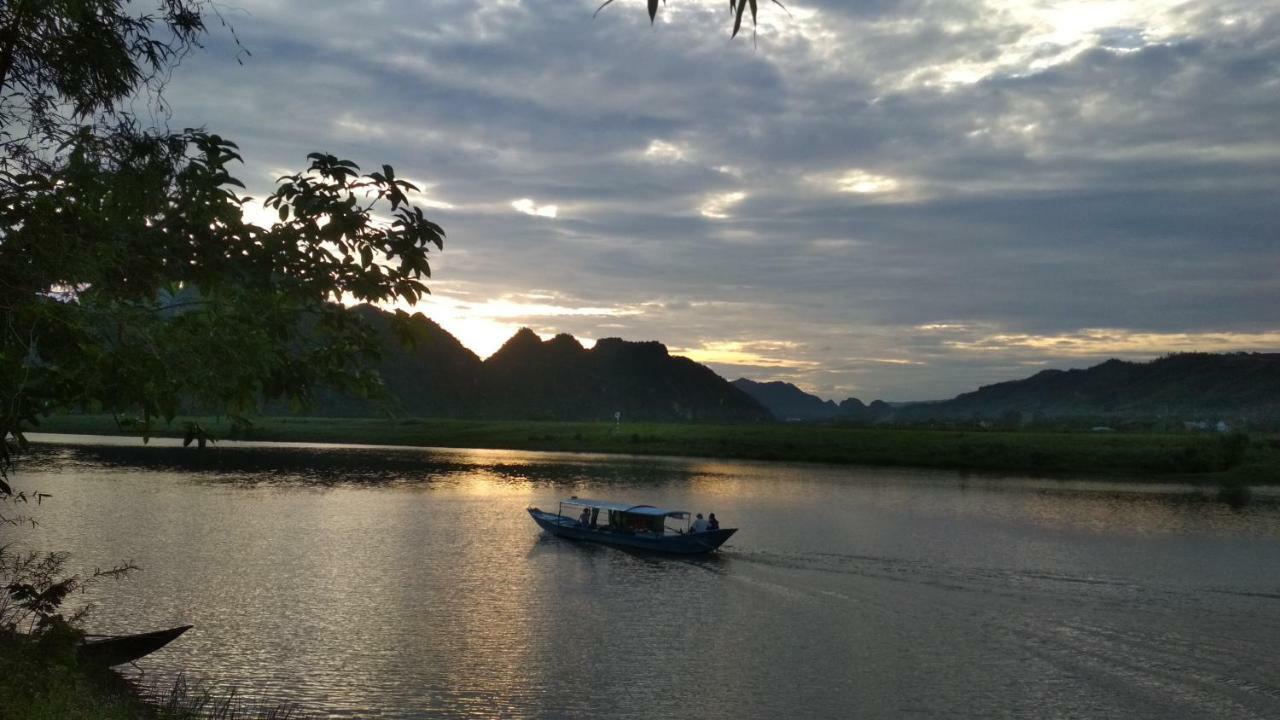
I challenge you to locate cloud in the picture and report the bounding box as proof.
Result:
[833,169,901,194]
[642,139,686,163]
[945,328,1280,356]
[156,0,1280,401]
[699,191,747,219]
[511,198,558,218]
[672,340,821,369]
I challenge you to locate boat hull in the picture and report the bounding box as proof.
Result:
[528,508,736,554]
[78,625,192,667]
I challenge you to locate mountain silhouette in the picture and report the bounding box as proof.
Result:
[314,305,770,422]
[893,353,1280,422]
[312,308,1280,426]
[731,379,841,420]
[736,354,1280,425]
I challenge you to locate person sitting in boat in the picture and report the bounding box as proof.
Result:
[578,507,592,527]
[708,513,720,531]
[690,513,710,533]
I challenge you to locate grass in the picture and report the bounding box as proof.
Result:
[0,628,305,720]
[34,413,1280,484]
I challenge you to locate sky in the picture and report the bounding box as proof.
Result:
[154,0,1280,401]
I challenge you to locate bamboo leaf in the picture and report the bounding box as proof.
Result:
[592,0,617,18]
[732,0,748,37]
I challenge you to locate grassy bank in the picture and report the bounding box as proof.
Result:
[0,628,302,719]
[34,414,1280,483]
[0,627,141,720]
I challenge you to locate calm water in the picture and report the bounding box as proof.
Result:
[8,434,1280,719]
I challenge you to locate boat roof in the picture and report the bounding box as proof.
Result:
[559,498,690,518]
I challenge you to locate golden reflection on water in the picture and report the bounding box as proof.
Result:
[425,498,541,716]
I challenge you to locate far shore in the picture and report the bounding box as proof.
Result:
[29,414,1280,485]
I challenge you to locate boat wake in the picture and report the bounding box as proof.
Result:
[721,547,1280,718]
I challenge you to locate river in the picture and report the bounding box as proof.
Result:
[7,434,1280,719]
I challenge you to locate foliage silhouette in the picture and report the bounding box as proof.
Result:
[1,3,443,492]
[594,0,789,37]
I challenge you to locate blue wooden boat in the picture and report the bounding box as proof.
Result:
[527,497,736,554]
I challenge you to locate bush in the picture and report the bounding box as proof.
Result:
[0,631,308,719]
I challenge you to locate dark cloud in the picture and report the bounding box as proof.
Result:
[155,0,1280,401]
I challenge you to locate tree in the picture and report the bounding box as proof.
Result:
[0,0,780,495]
[0,2,443,496]
[0,0,210,179]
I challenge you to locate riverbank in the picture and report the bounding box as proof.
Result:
[34,414,1280,483]
[0,627,140,720]
[0,628,303,720]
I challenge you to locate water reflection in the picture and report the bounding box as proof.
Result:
[9,434,1280,719]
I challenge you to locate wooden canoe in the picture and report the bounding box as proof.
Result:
[78,625,192,667]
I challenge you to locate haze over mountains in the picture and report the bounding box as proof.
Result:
[313,306,1280,426]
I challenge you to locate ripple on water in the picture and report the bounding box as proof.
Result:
[11,436,1280,719]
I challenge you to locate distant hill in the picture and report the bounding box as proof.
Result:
[731,379,841,420]
[731,378,893,422]
[892,353,1280,423]
[308,308,1280,426]
[735,353,1280,426]
[310,305,770,422]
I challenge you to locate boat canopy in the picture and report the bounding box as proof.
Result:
[560,498,690,519]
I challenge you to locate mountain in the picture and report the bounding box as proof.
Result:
[309,305,769,422]
[482,332,771,422]
[734,353,1280,425]
[347,305,482,417]
[730,378,891,422]
[310,309,1280,426]
[262,305,481,418]
[731,379,840,420]
[893,353,1280,422]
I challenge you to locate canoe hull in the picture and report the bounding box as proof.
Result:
[528,508,736,554]
[78,625,192,667]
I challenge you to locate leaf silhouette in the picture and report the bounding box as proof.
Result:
[732,0,748,37]
[593,0,617,18]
